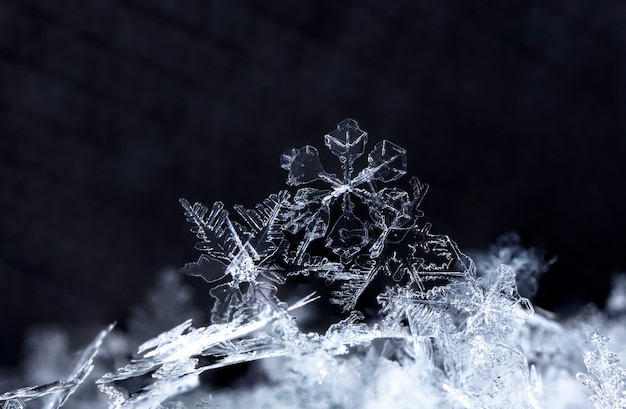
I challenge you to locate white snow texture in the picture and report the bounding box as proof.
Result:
[2,119,625,409]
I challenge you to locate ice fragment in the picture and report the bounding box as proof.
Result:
[0,324,113,409]
[577,332,626,409]
[97,119,546,408]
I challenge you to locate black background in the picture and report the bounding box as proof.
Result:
[1,1,625,367]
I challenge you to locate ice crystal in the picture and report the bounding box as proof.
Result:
[577,332,626,409]
[175,119,472,321]
[0,324,113,409]
[5,119,626,409]
[179,190,301,323]
[95,119,533,408]
[473,232,554,299]
[280,118,410,261]
[280,118,473,311]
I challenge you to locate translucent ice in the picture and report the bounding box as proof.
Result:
[93,119,487,408]
[4,119,626,409]
[0,324,113,409]
[577,332,626,409]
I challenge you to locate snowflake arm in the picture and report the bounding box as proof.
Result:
[0,324,113,409]
[577,331,626,409]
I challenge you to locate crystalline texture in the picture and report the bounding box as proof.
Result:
[94,119,546,409]
[324,118,367,162]
[0,324,113,409]
[280,120,408,261]
[281,146,327,186]
[97,294,321,408]
[278,119,471,311]
[180,191,296,323]
[577,332,626,409]
[180,118,475,320]
[6,118,626,408]
[357,139,407,183]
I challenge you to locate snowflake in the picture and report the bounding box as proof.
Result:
[281,119,473,311]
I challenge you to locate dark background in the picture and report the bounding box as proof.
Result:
[1,0,625,367]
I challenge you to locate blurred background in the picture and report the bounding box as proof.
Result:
[1,0,625,367]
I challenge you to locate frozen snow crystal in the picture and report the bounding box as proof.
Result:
[281,119,473,311]
[0,324,113,409]
[280,118,412,263]
[95,119,487,408]
[577,332,626,409]
[11,118,626,408]
[97,294,320,409]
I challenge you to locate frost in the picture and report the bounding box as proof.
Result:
[89,119,491,408]
[96,294,323,409]
[5,119,626,408]
[473,232,554,299]
[0,324,113,409]
[280,119,472,311]
[94,119,544,408]
[577,332,626,409]
[280,119,413,264]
